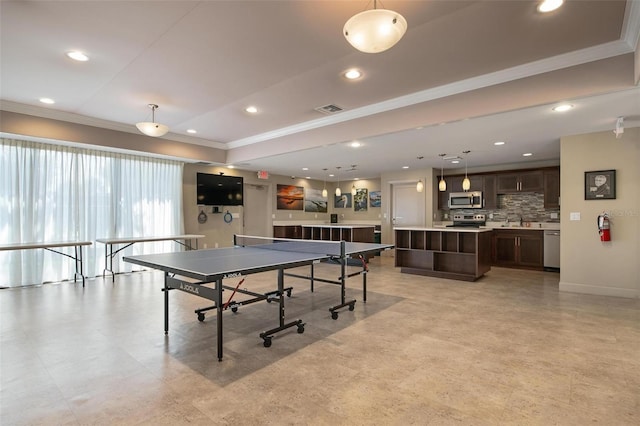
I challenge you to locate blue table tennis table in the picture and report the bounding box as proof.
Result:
[123,235,393,361]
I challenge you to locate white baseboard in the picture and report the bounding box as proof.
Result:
[559,281,639,299]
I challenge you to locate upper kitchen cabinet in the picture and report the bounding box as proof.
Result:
[483,175,497,210]
[496,170,543,193]
[437,175,463,210]
[544,168,560,208]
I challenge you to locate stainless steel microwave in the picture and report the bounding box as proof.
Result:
[449,191,483,209]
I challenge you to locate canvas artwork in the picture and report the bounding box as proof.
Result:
[354,188,368,211]
[304,188,328,212]
[369,191,381,208]
[276,184,304,210]
[334,193,352,208]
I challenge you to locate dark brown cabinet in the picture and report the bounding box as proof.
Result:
[496,171,544,193]
[493,229,543,269]
[395,228,492,281]
[273,225,301,239]
[437,175,463,210]
[544,168,560,208]
[483,174,497,209]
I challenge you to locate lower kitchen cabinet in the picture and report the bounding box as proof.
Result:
[493,229,544,269]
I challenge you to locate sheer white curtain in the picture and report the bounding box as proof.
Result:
[0,138,184,287]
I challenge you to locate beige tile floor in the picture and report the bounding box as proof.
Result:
[1,256,638,425]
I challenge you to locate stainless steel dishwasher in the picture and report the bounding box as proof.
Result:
[543,230,560,270]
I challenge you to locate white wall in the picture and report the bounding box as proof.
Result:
[559,127,640,298]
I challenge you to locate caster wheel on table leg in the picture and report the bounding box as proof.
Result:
[231,306,238,313]
[263,337,272,348]
[349,303,355,311]
[197,313,205,322]
[331,311,338,320]
[297,324,305,334]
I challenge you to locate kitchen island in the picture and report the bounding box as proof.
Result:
[395,227,492,281]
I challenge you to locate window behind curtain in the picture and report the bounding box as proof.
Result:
[0,138,184,287]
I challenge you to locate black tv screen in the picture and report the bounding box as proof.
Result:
[196,172,244,206]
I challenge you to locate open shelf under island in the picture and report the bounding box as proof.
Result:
[395,227,492,282]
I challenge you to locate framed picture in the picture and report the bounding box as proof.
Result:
[369,191,381,208]
[334,193,352,208]
[304,188,328,213]
[354,188,368,211]
[585,170,616,200]
[276,184,304,210]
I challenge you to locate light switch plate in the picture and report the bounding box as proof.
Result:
[570,212,581,221]
[550,212,558,219]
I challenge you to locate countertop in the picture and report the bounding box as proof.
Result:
[433,222,561,231]
[394,227,493,233]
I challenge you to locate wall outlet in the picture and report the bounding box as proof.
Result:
[489,213,494,219]
[570,212,581,221]
[550,212,558,219]
[315,214,317,218]
[214,242,219,248]
[203,243,208,249]
[289,213,292,219]
[272,214,275,219]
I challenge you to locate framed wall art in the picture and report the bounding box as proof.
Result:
[584,170,616,200]
[277,184,304,210]
[354,188,368,211]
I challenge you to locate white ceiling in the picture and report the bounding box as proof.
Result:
[1,0,639,181]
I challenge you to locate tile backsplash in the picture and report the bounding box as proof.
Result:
[441,192,560,222]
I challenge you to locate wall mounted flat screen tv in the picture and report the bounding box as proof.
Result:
[197,172,244,206]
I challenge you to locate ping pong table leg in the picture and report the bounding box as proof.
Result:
[216,278,223,361]
[164,272,169,335]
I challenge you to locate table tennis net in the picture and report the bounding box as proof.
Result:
[234,235,345,256]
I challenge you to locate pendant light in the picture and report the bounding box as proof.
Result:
[335,167,342,197]
[416,180,424,193]
[352,183,357,196]
[136,104,169,137]
[462,150,471,191]
[322,168,328,198]
[438,154,447,191]
[343,0,408,53]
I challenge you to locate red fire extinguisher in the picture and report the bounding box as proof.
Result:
[597,213,611,242]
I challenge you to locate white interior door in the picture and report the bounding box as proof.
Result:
[392,182,424,227]
[243,183,271,237]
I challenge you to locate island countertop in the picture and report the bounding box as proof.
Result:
[394,227,493,233]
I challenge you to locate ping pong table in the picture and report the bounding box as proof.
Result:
[123,235,393,361]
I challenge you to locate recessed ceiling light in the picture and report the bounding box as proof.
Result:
[402,166,409,169]
[302,167,309,171]
[494,141,505,146]
[552,104,573,112]
[451,160,460,164]
[39,98,55,104]
[538,0,563,13]
[245,106,258,114]
[227,165,235,169]
[329,174,335,177]
[305,176,311,179]
[350,141,361,148]
[344,69,362,80]
[66,51,89,61]
[187,129,197,134]
[523,153,533,157]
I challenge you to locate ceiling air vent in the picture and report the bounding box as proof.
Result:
[314,104,343,115]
